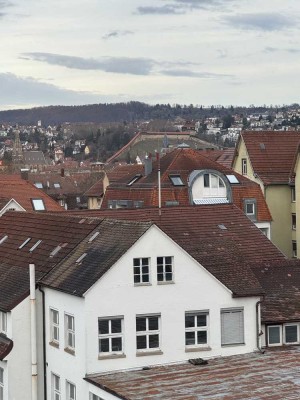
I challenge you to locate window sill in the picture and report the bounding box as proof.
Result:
[157,281,175,285]
[134,283,152,287]
[49,341,59,349]
[221,343,245,347]
[64,347,75,356]
[136,350,163,357]
[185,346,211,353]
[98,353,126,360]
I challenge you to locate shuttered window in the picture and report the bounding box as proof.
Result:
[221,308,244,346]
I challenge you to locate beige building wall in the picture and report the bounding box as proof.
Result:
[265,185,292,258]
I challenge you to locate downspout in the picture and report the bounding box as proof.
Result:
[29,264,38,400]
[38,285,47,400]
[256,300,264,354]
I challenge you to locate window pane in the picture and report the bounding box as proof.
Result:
[98,320,109,334]
[148,317,158,331]
[285,325,298,343]
[157,273,164,281]
[112,337,122,351]
[204,174,209,187]
[149,334,159,348]
[165,256,172,265]
[134,275,141,283]
[166,273,173,281]
[197,331,207,344]
[157,257,163,265]
[133,258,140,266]
[269,326,280,344]
[185,332,195,345]
[165,265,172,273]
[197,314,207,327]
[157,265,163,274]
[185,315,195,328]
[111,319,121,333]
[142,258,148,266]
[211,174,218,188]
[142,274,149,283]
[100,338,109,352]
[219,178,225,187]
[142,266,149,273]
[136,318,146,331]
[137,335,146,349]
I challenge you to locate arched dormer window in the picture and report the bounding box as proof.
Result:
[188,170,232,205]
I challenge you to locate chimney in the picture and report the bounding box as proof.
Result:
[61,168,65,177]
[20,168,29,181]
[144,154,152,176]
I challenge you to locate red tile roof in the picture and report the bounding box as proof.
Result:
[240,131,300,185]
[202,148,235,168]
[0,176,63,211]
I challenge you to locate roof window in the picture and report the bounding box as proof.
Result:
[76,253,87,263]
[31,198,46,211]
[169,175,184,186]
[19,238,31,249]
[218,224,227,230]
[0,235,8,245]
[88,232,100,243]
[127,174,142,186]
[34,182,43,189]
[226,174,239,184]
[54,183,61,189]
[49,245,62,258]
[259,143,266,150]
[29,240,42,252]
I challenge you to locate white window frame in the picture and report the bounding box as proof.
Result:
[267,325,282,346]
[283,323,299,345]
[169,175,184,186]
[203,173,226,198]
[242,158,247,175]
[136,314,161,352]
[133,258,150,285]
[66,380,76,400]
[51,373,61,400]
[157,256,173,283]
[0,312,7,334]
[98,317,124,355]
[31,198,46,211]
[89,393,104,400]
[65,314,75,352]
[221,308,244,346]
[50,309,59,345]
[185,311,209,348]
[0,367,4,400]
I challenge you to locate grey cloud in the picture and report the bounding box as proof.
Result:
[0,73,103,107]
[265,46,300,53]
[136,5,183,15]
[21,53,154,75]
[160,69,234,78]
[102,30,133,40]
[223,13,296,31]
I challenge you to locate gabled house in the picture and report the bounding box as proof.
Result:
[232,130,300,257]
[101,148,272,237]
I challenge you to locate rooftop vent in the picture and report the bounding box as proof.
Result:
[49,245,62,258]
[189,358,208,366]
[88,232,100,243]
[29,240,42,252]
[0,235,8,245]
[19,237,31,249]
[76,253,87,263]
[218,224,227,230]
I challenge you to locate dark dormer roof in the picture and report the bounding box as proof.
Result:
[0,333,13,360]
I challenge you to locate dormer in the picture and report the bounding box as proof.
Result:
[188,169,233,205]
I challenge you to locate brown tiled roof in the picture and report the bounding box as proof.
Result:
[53,205,284,297]
[102,148,271,222]
[240,130,300,185]
[86,347,300,400]
[84,179,104,197]
[0,212,101,311]
[0,176,63,211]
[251,259,300,323]
[41,220,152,296]
[202,148,235,168]
[0,333,13,360]
[106,164,144,183]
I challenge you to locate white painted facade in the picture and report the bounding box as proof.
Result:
[0,199,25,216]
[44,226,260,399]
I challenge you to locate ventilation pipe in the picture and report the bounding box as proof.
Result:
[30,263,38,400]
[144,154,153,176]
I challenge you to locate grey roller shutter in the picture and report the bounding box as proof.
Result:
[221,308,244,345]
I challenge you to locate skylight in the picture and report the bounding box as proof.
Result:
[31,199,46,211]
[127,174,142,186]
[53,183,61,189]
[88,232,100,243]
[49,245,62,258]
[226,174,239,184]
[169,175,184,186]
[218,224,227,230]
[76,253,87,263]
[34,182,43,189]
[259,143,266,150]
[19,238,31,249]
[0,235,8,245]
[29,240,42,252]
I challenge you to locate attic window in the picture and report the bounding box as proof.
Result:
[29,240,42,252]
[19,237,31,249]
[169,175,184,186]
[76,253,87,263]
[34,182,43,189]
[226,175,239,184]
[0,235,8,245]
[88,232,100,243]
[218,224,227,230]
[259,143,266,150]
[31,198,46,211]
[54,183,61,189]
[127,174,142,186]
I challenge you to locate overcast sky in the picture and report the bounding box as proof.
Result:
[0,0,299,110]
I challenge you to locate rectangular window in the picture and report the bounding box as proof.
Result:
[66,381,76,400]
[244,199,257,221]
[242,158,247,175]
[267,325,282,346]
[31,198,46,211]
[292,241,297,258]
[185,312,209,347]
[204,173,209,188]
[136,315,160,351]
[65,314,75,352]
[284,324,299,344]
[50,309,59,345]
[89,394,104,400]
[292,214,296,230]
[221,308,244,346]
[133,258,150,284]
[98,317,123,355]
[157,256,173,283]
[169,175,184,186]
[51,373,61,400]
[0,367,3,400]
[0,312,7,334]
[291,187,296,202]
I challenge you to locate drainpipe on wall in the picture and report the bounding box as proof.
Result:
[29,263,38,400]
[38,285,47,400]
[256,300,264,354]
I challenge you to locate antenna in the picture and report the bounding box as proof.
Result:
[157,151,161,216]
